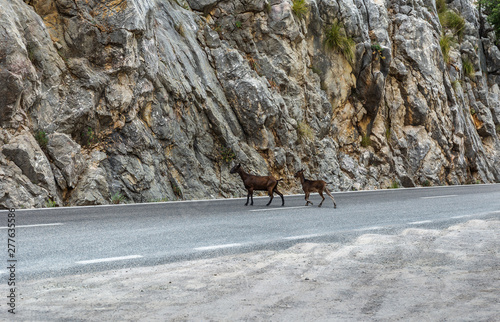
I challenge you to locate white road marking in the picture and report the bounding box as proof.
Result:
[195,243,242,251]
[0,223,63,229]
[249,206,308,212]
[451,210,500,219]
[409,220,433,225]
[355,226,384,231]
[421,195,458,199]
[284,234,320,240]
[76,255,143,265]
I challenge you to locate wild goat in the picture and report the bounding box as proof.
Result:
[294,169,337,208]
[230,163,285,206]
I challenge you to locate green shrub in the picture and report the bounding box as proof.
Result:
[111,192,125,204]
[35,130,49,149]
[389,181,400,189]
[172,183,182,198]
[422,179,431,187]
[235,21,242,28]
[371,43,386,60]
[462,58,475,79]
[439,34,455,64]
[478,0,500,38]
[45,199,57,208]
[218,145,236,164]
[81,127,96,146]
[292,0,308,19]
[324,21,356,64]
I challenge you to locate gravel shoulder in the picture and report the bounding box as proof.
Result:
[13,219,500,321]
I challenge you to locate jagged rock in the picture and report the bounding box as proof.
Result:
[46,133,86,189]
[0,154,49,209]
[1,132,59,201]
[68,151,110,206]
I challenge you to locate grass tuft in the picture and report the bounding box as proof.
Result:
[440,34,455,64]
[361,134,371,147]
[292,0,308,20]
[111,192,125,204]
[35,130,49,149]
[324,21,356,64]
[297,121,314,143]
[462,58,475,80]
[439,10,465,40]
[389,181,400,189]
[45,199,57,208]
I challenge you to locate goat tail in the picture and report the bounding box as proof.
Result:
[277,178,284,182]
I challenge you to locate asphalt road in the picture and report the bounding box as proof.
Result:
[2,184,500,281]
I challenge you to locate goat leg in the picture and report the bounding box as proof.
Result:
[325,188,337,208]
[305,192,313,206]
[266,189,274,206]
[274,188,285,206]
[245,191,250,206]
[318,191,325,207]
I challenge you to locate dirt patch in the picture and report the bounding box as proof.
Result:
[14,220,500,321]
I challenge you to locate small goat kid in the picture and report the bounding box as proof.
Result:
[230,164,285,206]
[294,169,337,208]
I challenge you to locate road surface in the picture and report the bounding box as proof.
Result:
[2,184,500,280]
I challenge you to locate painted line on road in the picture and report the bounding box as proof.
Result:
[76,255,143,265]
[409,220,433,225]
[451,210,500,219]
[284,234,320,240]
[354,226,384,232]
[195,243,242,251]
[0,223,63,229]
[421,195,458,199]
[249,206,308,212]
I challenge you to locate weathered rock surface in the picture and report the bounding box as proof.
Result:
[1,0,500,208]
[46,132,86,190]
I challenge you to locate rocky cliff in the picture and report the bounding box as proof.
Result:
[1,0,500,208]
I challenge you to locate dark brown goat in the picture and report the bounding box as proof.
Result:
[230,164,284,206]
[294,169,337,208]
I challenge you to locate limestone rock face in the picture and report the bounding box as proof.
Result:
[1,131,60,207]
[46,133,86,189]
[1,0,500,208]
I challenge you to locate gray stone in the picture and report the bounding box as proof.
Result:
[46,132,86,189]
[1,132,59,203]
